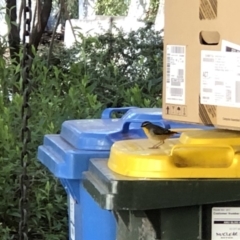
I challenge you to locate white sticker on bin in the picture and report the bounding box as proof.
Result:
[212,207,240,240]
[165,45,186,105]
[70,222,75,240]
[69,195,75,224]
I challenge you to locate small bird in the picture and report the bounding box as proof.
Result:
[141,121,179,149]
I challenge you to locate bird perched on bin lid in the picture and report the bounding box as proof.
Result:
[141,121,179,149]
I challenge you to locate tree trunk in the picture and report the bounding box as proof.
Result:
[5,0,52,94]
[6,0,53,56]
[30,0,52,50]
[6,0,20,61]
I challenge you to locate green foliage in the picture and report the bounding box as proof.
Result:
[148,0,160,21]
[64,0,79,18]
[0,24,163,239]
[63,0,160,22]
[45,24,163,108]
[96,0,160,19]
[96,0,130,16]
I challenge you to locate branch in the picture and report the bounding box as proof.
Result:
[36,0,42,31]
[47,5,62,67]
[68,18,77,42]
[31,0,39,33]
[30,0,52,50]
[62,0,77,42]
[6,0,20,59]
[18,1,23,32]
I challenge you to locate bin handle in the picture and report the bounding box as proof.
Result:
[121,120,172,134]
[121,120,142,133]
[170,144,235,168]
[101,106,138,119]
[171,144,234,155]
[101,107,138,119]
[122,120,153,134]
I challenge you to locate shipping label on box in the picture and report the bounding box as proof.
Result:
[165,45,186,105]
[221,40,240,53]
[201,50,240,108]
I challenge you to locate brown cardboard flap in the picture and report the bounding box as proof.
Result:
[199,96,216,126]
[200,31,220,45]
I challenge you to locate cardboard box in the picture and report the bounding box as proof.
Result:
[162,0,240,130]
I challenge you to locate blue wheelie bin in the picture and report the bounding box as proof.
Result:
[37,107,213,240]
[37,107,172,240]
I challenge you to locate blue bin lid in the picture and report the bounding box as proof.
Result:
[122,108,162,121]
[37,134,110,180]
[60,119,122,151]
[60,108,167,151]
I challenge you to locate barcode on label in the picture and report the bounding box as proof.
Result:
[170,46,185,54]
[166,56,170,83]
[171,78,181,86]
[166,46,185,104]
[226,89,232,102]
[203,58,214,62]
[170,88,183,96]
[215,81,224,86]
[178,69,184,77]
[203,88,212,93]
[235,82,240,103]
[226,47,240,53]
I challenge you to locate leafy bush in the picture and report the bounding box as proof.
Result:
[96,0,160,20]
[96,0,130,16]
[0,24,163,239]
[45,24,163,107]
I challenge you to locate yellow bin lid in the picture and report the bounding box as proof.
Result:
[108,129,240,178]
